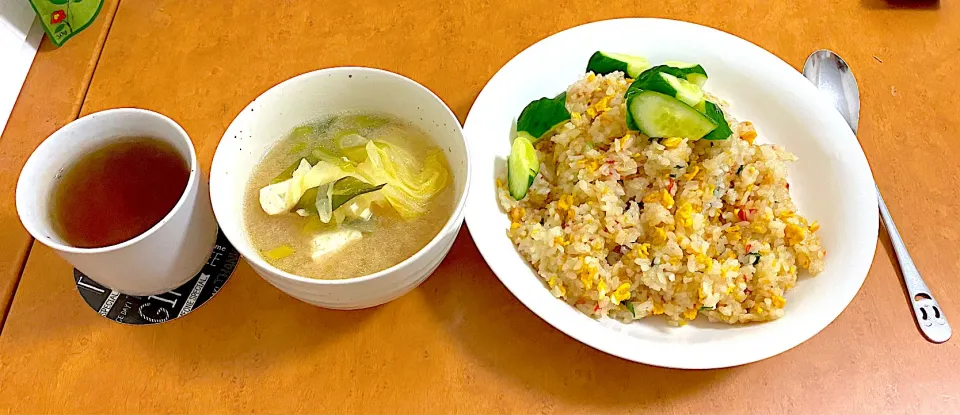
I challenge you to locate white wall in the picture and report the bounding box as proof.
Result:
[0,0,44,136]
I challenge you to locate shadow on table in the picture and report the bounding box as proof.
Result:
[125,260,377,369]
[860,0,939,9]
[419,228,733,408]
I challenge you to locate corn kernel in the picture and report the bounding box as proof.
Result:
[662,137,683,148]
[683,309,698,320]
[653,227,667,243]
[784,223,807,246]
[721,262,741,276]
[653,303,664,315]
[594,96,612,113]
[612,283,631,303]
[579,272,593,290]
[509,207,525,222]
[579,265,598,290]
[741,121,757,144]
[695,254,709,267]
[635,243,651,258]
[662,189,674,209]
[772,295,786,308]
[511,222,520,230]
[548,277,558,288]
[809,221,820,232]
[677,202,694,227]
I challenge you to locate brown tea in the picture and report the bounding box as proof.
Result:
[51,137,190,248]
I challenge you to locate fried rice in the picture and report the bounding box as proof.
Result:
[497,72,826,325]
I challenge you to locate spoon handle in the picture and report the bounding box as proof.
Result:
[876,186,951,343]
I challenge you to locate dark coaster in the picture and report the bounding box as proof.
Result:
[73,229,240,325]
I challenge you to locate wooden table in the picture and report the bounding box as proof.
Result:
[2,0,959,413]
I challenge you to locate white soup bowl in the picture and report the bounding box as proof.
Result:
[210,67,469,309]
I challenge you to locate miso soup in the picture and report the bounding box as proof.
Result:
[243,113,455,280]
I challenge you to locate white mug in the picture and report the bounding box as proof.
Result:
[16,108,218,296]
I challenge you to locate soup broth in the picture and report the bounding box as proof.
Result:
[243,113,455,280]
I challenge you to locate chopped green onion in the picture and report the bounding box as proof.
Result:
[346,114,388,129]
[294,187,320,214]
[263,245,295,260]
[343,218,377,233]
[271,157,319,184]
[316,177,386,223]
[290,125,315,141]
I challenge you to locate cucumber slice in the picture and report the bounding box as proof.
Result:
[664,61,709,87]
[517,92,571,142]
[507,136,539,200]
[693,100,707,113]
[627,90,718,140]
[586,51,651,78]
[701,101,733,141]
[661,73,703,108]
[630,66,704,108]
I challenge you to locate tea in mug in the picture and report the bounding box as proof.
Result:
[50,137,190,248]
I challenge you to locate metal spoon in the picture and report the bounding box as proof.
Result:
[803,50,951,343]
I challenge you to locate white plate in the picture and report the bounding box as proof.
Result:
[463,18,878,369]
